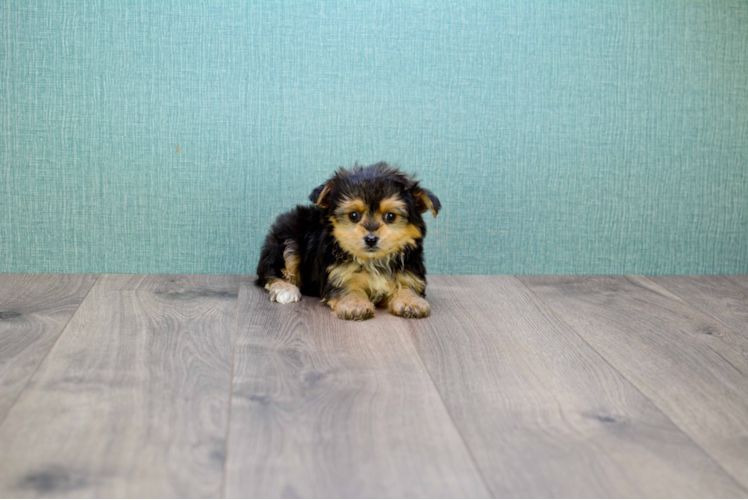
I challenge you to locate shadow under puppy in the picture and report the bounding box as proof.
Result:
[256,162,440,320]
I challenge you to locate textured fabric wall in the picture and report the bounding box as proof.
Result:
[2,1,747,274]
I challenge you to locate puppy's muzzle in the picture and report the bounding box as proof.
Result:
[363,234,379,250]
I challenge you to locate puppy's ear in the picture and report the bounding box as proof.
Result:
[413,188,441,217]
[310,182,333,208]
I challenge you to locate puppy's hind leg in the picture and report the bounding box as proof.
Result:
[261,239,302,304]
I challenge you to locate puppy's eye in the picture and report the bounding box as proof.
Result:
[348,211,361,222]
[384,212,397,223]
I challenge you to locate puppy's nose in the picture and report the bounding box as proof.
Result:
[364,234,379,247]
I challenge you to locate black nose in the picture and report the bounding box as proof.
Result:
[364,234,379,247]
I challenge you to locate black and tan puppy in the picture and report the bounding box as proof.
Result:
[256,162,440,320]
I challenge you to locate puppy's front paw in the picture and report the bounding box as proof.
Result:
[267,280,301,304]
[388,293,431,318]
[331,296,376,321]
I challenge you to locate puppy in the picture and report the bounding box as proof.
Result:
[255,162,440,320]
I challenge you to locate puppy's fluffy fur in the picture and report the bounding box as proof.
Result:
[256,162,440,320]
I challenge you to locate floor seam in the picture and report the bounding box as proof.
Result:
[404,276,496,499]
[0,273,101,430]
[642,275,748,343]
[219,274,243,499]
[516,274,748,495]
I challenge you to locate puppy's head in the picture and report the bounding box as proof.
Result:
[310,162,440,262]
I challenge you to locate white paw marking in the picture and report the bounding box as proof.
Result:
[269,283,301,304]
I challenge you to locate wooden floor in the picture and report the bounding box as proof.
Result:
[0,275,747,498]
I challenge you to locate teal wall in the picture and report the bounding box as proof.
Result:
[2,1,747,274]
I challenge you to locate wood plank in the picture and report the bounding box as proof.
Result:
[649,276,748,337]
[0,274,98,423]
[0,274,239,498]
[408,275,745,498]
[224,276,490,498]
[727,275,748,291]
[519,275,748,491]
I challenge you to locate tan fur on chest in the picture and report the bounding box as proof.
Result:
[327,260,425,304]
[328,261,396,304]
